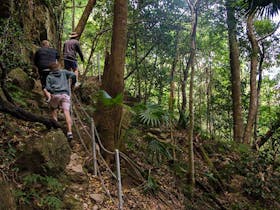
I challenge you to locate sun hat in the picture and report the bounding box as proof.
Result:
[69,32,79,38]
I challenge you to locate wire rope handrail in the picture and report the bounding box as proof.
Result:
[96,164,116,205]
[71,92,123,209]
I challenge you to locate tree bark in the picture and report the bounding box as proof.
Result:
[74,0,97,36]
[0,94,60,129]
[96,0,127,157]
[226,0,244,143]
[169,29,180,113]
[243,10,259,145]
[186,0,200,195]
[254,43,264,143]
[72,0,75,31]
[0,62,14,104]
[253,117,280,150]
[0,64,59,130]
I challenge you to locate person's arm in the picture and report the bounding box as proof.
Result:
[64,70,77,87]
[45,76,52,93]
[75,42,84,62]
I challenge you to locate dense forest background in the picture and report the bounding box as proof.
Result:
[0,0,280,209]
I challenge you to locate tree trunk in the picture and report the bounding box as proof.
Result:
[0,63,59,129]
[186,0,200,195]
[253,115,280,150]
[96,0,127,157]
[254,43,264,143]
[72,0,75,31]
[0,93,60,129]
[226,0,244,143]
[169,29,180,112]
[0,62,14,103]
[74,0,97,36]
[243,10,259,145]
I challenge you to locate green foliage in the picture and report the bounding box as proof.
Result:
[133,103,170,127]
[146,139,173,166]
[169,160,188,178]
[242,150,280,204]
[7,83,34,107]
[16,173,63,210]
[98,90,123,106]
[224,148,280,206]
[0,19,27,69]
[254,19,275,37]
[124,128,141,151]
[142,171,159,195]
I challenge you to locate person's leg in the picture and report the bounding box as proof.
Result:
[63,109,72,134]
[60,94,73,139]
[73,67,79,82]
[73,61,79,85]
[49,95,59,121]
[40,71,50,100]
[51,109,58,121]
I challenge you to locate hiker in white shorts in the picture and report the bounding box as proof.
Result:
[44,62,76,140]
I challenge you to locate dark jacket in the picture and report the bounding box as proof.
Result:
[45,70,76,96]
[63,39,84,62]
[34,47,59,71]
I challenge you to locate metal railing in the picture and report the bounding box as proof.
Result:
[71,93,124,209]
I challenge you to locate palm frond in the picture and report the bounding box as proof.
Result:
[134,103,171,127]
[244,0,280,17]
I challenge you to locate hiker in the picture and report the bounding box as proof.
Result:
[44,62,76,140]
[34,40,59,101]
[63,31,84,86]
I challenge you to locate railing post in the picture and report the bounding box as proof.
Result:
[91,118,97,176]
[115,149,123,210]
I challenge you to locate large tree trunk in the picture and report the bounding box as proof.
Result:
[226,0,244,143]
[243,10,259,145]
[74,0,97,36]
[96,0,127,157]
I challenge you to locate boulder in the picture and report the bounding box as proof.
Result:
[8,68,34,91]
[16,130,71,174]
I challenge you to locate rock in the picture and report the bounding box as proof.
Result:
[16,130,71,174]
[0,182,16,210]
[89,193,104,203]
[62,193,83,210]
[8,68,34,91]
[66,153,88,183]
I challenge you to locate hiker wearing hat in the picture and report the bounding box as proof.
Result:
[44,62,77,140]
[34,40,59,101]
[63,32,84,86]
